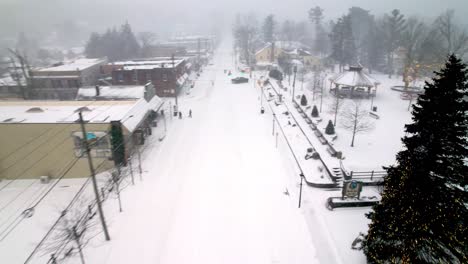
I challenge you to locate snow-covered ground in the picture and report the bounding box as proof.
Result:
[283,72,418,172]
[0,38,389,264]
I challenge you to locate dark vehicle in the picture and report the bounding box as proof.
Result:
[231,77,249,84]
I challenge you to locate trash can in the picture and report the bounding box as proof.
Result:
[260,107,265,114]
[372,106,377,112]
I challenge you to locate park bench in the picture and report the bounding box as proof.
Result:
[369,112,380,119]
[318,136,328,145]
[314,130,322,137]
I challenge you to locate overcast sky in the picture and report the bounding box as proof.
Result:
[1,0,468,40]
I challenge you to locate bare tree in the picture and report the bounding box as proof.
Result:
[43,199,99,264]
[340,100,374,147]
[138,32,157,57]
[435,10,468,56]
[8,48,32,99]
[328,92,344,126]
[401,17,427,89]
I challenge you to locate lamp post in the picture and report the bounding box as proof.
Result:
[272,113,276,135]
[298,173,304,208]
[292,65,297,102]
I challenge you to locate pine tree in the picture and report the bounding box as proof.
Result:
[383,9,406,78]
[325,120,335,135]
[330,15,357,72]
[300,94,308,106]
[120,22,140,60]
[311,105,319,117]
[262,14,276,43]
[308,6,328,56]
[363,55,468,263]
[110,121,126,167]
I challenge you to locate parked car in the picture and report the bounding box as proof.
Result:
[231,77,249,84]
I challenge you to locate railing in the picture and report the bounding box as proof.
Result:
[265,80,336,184]
[347,170,387,182]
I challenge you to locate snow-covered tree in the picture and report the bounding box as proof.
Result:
[340,100,373,147]
[363,55,468,263]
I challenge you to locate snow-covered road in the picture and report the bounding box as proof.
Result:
[97,40,319,263]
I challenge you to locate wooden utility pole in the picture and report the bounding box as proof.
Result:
[78,112,110,241]
[171,54,178,112]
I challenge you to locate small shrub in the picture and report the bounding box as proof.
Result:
[311,105,319,117]
[325,120,335,135]
[269,69,283,81]
[300,94,308,106]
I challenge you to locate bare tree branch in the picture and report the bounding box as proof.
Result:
[340,100,374,147]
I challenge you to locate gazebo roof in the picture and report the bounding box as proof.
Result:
[331,66,379,88]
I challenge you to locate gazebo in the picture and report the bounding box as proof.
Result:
[329,65,380,98]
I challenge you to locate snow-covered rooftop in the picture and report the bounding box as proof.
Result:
[76,85,147,100]
[37,58,106,72]
[111,58,185,70]
[331,66,380,88]
[0,97,163,132]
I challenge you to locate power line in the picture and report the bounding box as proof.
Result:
[0,156,82,242]
[0,87,144,171]
[0,88,147,191]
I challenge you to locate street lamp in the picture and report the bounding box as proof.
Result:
[292,65,297,102]
[298,173,305,208]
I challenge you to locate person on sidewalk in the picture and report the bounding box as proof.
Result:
[189,109,192,118]
[179,112,182,119]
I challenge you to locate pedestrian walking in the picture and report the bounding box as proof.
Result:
[179,112,182,119]
[189,109,192,118]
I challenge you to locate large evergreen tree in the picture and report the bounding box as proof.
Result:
[262,14,276,43]
[330,15,357,72]
[383,9,406,78]
[363,55,468,263]
[84,22,140,61]
[309,6,328,56]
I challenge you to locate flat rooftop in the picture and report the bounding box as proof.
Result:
[37,58,106,72]
[0,97,163,132]
[111,58,185,70]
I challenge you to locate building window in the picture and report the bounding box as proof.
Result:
[133,70,138,81]
[67,79,79,88]
[146,72,151,81]
[51,80,62,88]
[118,72,124,82]
[162,73,168,81]
[72,131,111,158]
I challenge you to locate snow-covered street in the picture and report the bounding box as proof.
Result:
[82,40,319,264]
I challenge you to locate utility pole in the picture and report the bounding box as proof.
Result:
[78,112,110,241]
[171,54,178,113]
[272,113,276,135]
[298,173,304,208]
[137,148,142,180]
[320,78,324,112]
[292,65,297,102]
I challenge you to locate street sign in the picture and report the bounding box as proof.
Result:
[342,180,363,199]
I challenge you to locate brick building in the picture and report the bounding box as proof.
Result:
[29,58,107,100]
[107,58,190,97]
